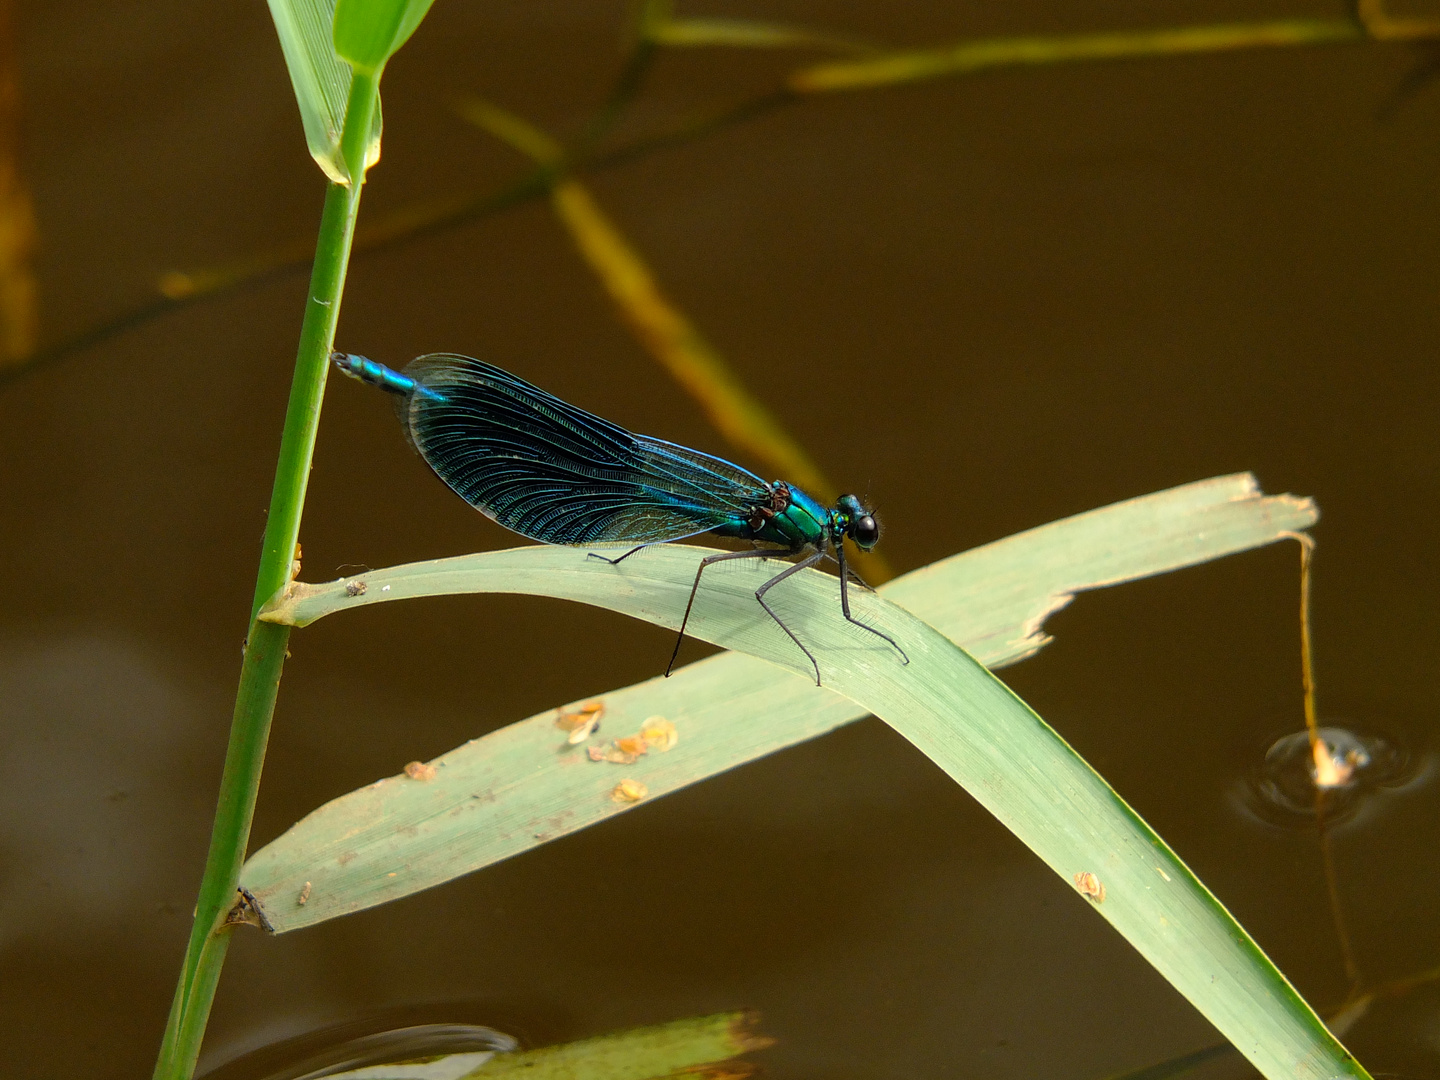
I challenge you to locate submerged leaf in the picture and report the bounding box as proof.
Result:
[311,1012,767,1080]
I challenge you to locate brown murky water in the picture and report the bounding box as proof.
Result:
[3,2,1439,1077]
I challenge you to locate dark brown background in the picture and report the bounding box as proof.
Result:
[2,2,1438,1077]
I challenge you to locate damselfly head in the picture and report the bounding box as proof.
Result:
[850,514,880,550]
[835,494,880,551]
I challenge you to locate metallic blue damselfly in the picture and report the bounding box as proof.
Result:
[333,351,906,685]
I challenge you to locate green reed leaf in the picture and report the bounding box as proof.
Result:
[266,0,386,181]
[242,474,1354,1080]
[333,0,436,74]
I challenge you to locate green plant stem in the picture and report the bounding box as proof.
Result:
[338,70,379,194]
[150,76,377,1080]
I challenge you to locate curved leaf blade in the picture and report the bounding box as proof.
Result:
[244,475,1352,1080]
[246,476,1312,936]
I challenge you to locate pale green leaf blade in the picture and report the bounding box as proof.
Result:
[333,0,436,73]
[267,0,383,181]
[244,476,1309,932]
[386,0,437,61]
[241,475,1350,1080]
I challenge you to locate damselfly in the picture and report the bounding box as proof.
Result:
[333,352,906,685]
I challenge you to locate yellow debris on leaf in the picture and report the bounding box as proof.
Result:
[615,734,649,756]
[1073,871,1105,903]
[556,700,605,744]
[588,743,641,765]
[640,715,678,751]
[612,778,648,803]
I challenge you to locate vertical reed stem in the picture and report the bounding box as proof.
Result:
[151,73,377,1080]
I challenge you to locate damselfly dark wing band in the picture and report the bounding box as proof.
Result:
[401,354,772,546]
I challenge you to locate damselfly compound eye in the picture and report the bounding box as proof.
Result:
[851,514,880,550]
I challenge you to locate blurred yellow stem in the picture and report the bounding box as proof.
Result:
[790,19,1366,93]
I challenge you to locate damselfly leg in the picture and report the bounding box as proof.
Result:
[666,547,799,676]
[586,528,715,567]
[587,543,657,566]
[753,549,827,685]
[836,543,910,666]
